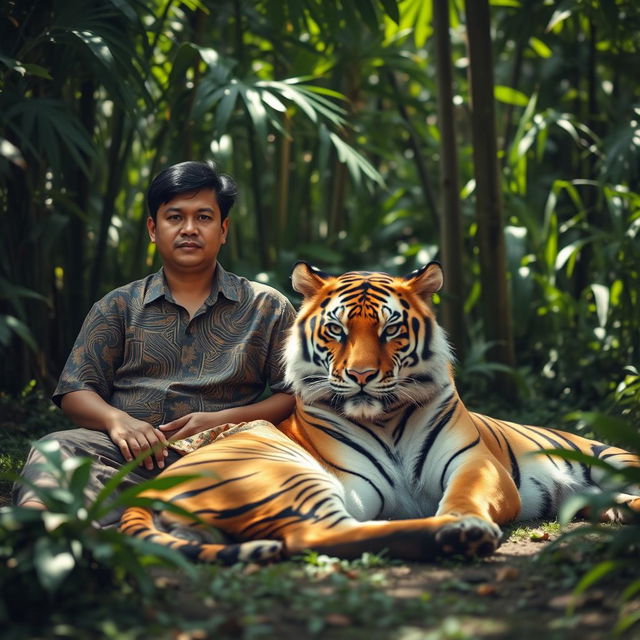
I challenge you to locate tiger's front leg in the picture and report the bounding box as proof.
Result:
[281,456,521,561]
[432,456,521,558]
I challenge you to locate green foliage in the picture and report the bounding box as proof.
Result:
[541,410,640,634]
[0,438,207,637]
[2,0,640,405]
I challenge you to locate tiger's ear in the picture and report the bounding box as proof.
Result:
[291,261,331,297]
[404,261,444,297]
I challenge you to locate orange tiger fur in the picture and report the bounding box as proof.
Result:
[120,262,640,563]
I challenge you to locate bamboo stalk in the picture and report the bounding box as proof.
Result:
[433,0,466,362]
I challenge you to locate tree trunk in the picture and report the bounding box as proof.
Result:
[464,0,517,398]
[386,70,439,237]
[90,106,126,301]
[433,0,466,362]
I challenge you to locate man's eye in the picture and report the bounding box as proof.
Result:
[324,322,345,338]
[198,215,212,221]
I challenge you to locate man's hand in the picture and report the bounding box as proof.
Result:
[159,412,231,442]
[106,415,169,470]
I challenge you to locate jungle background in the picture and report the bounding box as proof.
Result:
[1,0,639,639]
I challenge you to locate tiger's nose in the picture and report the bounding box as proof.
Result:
[345,368,377,386]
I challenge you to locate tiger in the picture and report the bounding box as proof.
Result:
[120,261,640,564]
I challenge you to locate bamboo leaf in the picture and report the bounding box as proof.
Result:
[571,560,619,611]
[379,0,400,23]
[214,86,239,133]
[495,85,529,107]
[546,8,573,32]
[328,133,384,187]
[529,37,552,58]
[564,412,640,452]
[34,538,77,594]
[354,0,379,32]
[590,284,609,328]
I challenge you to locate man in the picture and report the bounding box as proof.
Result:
[14,160,296,525]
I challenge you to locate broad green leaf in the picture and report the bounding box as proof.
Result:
[494,86,529,107]
[0,55,51,79]
[354,0,379,31]
[563,412,640,451]
[71,30,115,68]
[241,86,269,144]
[379,0,400,23]
[1,315,38,351]
[555,238,590,273]
[34,538,76,593]
[546,8,572,32]
[215,86,240,133]
[329,133,384,186]
[571,560,619,612]
[590,284,609,327]
[529,37,552,58]
[261,90,287,113]
[615,609,640,635]
[557,493,590,525]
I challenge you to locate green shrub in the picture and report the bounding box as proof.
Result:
[543,411,640,634]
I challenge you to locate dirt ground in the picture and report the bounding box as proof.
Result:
[158,523,639,640]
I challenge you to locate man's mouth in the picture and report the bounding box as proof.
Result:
[176,242,201,249]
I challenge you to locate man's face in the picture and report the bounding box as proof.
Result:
[147,189,229,273]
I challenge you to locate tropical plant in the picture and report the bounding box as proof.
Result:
[0,439,207,632]
[542,410,640,635]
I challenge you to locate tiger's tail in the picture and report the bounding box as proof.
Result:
[119,506,283,564]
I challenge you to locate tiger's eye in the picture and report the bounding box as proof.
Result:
[324,322,344,338]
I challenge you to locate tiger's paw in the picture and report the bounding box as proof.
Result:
[215,539,284,565]
[435,517,502,559]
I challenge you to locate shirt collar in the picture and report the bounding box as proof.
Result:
[206,263,241,305]
[143,264,240,307]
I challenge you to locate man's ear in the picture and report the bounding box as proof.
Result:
[403,262,444,298]
[291,262,331,297]
[221,217,230,244]
[147,216,156,243]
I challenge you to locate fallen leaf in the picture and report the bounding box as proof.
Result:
[530,529,550,541]
[475,583,497,596]
[495,566,520,581]
[242,562,261,575]
[325,613,352,626]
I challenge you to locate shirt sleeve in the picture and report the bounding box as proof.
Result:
[265,296,297,394]
[52,300,125,407]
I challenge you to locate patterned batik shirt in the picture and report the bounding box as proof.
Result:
[53,264,296,426]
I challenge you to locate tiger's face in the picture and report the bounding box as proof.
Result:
[284,262,452,420]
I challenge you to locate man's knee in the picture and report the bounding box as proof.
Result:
[31,428,113,458]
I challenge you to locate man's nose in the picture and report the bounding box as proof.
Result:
[181,217,197,234]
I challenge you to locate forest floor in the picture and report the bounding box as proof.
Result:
[2,391,639,639]
[152,521,639,640]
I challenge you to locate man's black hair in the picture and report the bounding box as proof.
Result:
[147,161,238,221]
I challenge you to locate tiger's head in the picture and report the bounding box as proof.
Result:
[284,262,452,420]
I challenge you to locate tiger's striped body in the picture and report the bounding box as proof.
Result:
[120,263,639,563]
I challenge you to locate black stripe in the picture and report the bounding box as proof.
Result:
[307,419,395,488]
[531,477,553,519]
[439,436,481,491]
[478,416,521,488]
[500,422,560,470]
[421,317,433,360]
[518,424,575,473]
[300,321,311,362]
[170,472,258,501]
[601,451,628,460]
[412,397,458,482]
[473,414,503,450]
[314,453,386,514]
[392,405,415,446]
